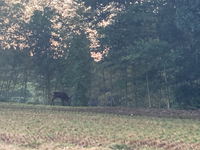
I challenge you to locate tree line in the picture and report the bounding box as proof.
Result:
[0,0,200,109]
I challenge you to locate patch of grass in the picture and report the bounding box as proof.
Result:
[109,143,130,150]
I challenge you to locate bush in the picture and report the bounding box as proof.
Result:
[26,98,40,104]
[10,97,27,103]
[173,84,200,108]
[0,95,6,102]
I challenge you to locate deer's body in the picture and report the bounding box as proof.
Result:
[51,92,71,106]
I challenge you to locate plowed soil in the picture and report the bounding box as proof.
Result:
[59,107,200,120]
[1,103,200,120]
[0,103,200,150]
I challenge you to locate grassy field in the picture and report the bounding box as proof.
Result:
[0,103,200,150]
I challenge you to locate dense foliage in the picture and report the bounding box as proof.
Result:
[0,0,200,108]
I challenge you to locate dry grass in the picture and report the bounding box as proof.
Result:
[0,104,200,150]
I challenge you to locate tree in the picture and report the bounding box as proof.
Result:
[97,1,164,107]
[27,7,61,104]
[0,0,28,101]
[172,0,200,108]
[0,0,26,49]
[63,31,92,106]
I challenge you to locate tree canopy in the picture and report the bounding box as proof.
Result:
[0,0,200,108]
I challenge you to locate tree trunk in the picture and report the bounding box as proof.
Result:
[5,67,14,101]
[164,64,170,109]
[159,87,162,108]
[109,70,113,106]
[125,67,128,106]
[159,71,162,108]
[0,72,6,96]
[102,68,106,106]
[11,68,20,98]
[132,64,138,107]
[47,72,51,105]
[24,70,28,102]
[146,74,151,108]
[119,71,122,106]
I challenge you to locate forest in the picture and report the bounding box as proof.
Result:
[0,0,200,109]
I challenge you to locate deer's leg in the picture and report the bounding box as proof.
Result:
[61,99,65,106]
[64,98,70,106]
[51,97,56,106]
[67,99,71,106]
[64,98,68,106]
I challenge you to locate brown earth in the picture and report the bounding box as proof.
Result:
[1,103,200,120]
[62,107,200,120]
[0,128,199,150]
[0,103,200,150]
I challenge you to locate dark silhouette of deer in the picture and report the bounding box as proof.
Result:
[51,92,71,106]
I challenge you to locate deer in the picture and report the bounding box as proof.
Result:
[51,92,71,106]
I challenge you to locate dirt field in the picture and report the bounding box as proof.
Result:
[2,103,200,120]
[55,107,200,120]
[0,103,200,150]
